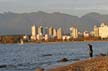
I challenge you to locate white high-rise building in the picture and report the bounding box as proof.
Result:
[70,26,78,38]
[38,26,43,35]
[48,27,57,38]
[31,25,36,40]
[57,28,62,40]
[53,28,57,37]
[93,25,99,37]
[48,27,53,37]
[99,22,108,38]
[93,22,108,39]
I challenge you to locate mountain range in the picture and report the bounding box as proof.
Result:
[0,11,108,35]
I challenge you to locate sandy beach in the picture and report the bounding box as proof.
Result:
[47,56,108,71]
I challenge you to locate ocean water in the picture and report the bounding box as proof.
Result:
[0,42,107,71]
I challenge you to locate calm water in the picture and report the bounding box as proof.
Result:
[0,42,108,71]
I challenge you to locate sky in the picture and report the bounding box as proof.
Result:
[0,0,108,16]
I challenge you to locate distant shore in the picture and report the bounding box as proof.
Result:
[21,40,108,44]
[47,56,108,71]
[1,39,108,44]
[1,35,108,44]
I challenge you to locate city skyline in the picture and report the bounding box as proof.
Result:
[0,12,108,35]
[29,22,108,42]
[0,0,108,16]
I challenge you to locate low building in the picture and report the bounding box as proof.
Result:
[83,31,89,38]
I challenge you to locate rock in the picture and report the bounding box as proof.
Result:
[98,53,106,56]
[58,58,69,62]
[0,65,7,68]
[42,54,52,57]
[35,68,44,71]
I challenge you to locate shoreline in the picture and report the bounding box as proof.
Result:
[1,40,108,44]
[47,56,108,71]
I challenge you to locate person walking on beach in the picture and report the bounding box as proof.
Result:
[88,44,93,58]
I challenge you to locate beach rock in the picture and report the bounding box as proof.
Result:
[0,65,7,68]
[35,68,44,71]
[98,53,106,56]
[42,54,52,57]
[58,58,69,62]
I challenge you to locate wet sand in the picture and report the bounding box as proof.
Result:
[47,56,108,71]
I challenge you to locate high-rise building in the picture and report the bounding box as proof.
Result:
[53,28,57,37]
[99,22,108,38]
[70,26,78,38]
[93,25,99,37]
[31,25,36,40]
[38,26,43,35]
[48,27,57,38]
[48,27,53,37]
[57,28,62,40]
[44,27,48,34]
[93,22,108,39]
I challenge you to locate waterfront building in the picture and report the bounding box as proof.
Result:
[38,26,43,35]
[83,31,89,38]
[53,28,57,38]
[70,26,78,38]
[44,34,49,41]
[44,27,48,34]
[48,27,53,37]
[93,25,99,37]
[62,36,66,41]
[49,27,57,38]
[31,25,36,40]
[37,34,43,40]
[62,35,70,41]
[98,22,108,38]
[23,35,27,40]
[57,28,62,40]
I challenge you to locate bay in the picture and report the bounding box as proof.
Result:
[0,42,107,71]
